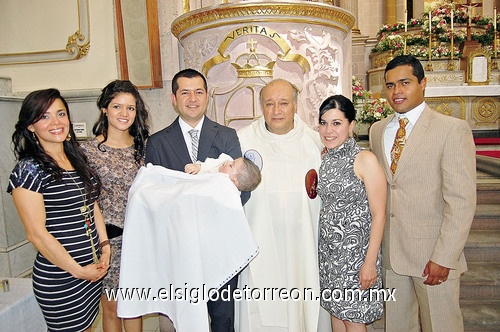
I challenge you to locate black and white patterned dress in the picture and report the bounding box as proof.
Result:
[7,158,102,332]
[317,137,383,323]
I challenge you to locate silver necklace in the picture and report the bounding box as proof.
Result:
[67,171,99,264]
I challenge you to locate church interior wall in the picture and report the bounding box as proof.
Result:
[0,1,118,93]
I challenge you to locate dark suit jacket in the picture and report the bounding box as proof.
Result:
[146,116,242,171]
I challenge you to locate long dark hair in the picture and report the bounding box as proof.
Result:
[12,88,100,199]
[93,80,150,163]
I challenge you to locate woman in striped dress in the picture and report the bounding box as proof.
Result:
[7,89,110,332]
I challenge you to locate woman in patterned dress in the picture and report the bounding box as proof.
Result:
[8,88,110,332]
[80,80,149,331]
[316,95,386,332]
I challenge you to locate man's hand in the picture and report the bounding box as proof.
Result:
[422,260,450,286]
[185,163,201,174]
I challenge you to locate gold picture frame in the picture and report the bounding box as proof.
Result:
[0,0,90,65]
[467,47,491,86]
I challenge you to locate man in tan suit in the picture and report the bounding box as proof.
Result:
[369,55,476,332]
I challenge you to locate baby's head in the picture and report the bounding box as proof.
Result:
[218,157,261,191]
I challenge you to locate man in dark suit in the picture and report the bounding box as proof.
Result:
[146,68,243,332]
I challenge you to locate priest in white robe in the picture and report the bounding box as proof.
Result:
[236,79,330,331]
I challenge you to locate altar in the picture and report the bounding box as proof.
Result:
[367,59,500,132]
[365,0,500,133]
[426,85,499,131]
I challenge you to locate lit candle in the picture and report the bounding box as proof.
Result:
[405,10,408,32]
[495,7,497,31]
[450,7,454,61]
[495,7,498,60]
[451,7,454,31]
[429,12,432,33]
[429,12,432,62]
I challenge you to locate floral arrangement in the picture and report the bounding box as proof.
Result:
[352,77,394,125]
[352,76,371,105]
[372,0,498,58]
[372,34,405,53]
[377,22,407,37]
[358,98,395,124]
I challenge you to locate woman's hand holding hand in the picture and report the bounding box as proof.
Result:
[359,262,377,290]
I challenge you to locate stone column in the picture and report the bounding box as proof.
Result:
[172,1,355,129]
[386,0,397,24]
[413,1,424,21]
[340,0,360,34]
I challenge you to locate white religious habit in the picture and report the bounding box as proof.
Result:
[237,114,329,331]
[117,164,258,331]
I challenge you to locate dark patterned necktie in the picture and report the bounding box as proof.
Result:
[188,129,199,163]
[390,118,409,175]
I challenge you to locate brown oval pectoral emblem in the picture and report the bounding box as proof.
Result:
[305,169,318,199]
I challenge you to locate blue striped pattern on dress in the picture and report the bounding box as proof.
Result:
[8,158,102,332]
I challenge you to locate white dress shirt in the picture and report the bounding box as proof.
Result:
[179,116,205,158]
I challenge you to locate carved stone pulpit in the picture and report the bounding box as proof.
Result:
[171,1,355,130]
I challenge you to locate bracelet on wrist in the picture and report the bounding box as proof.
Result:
[99,240,110,249]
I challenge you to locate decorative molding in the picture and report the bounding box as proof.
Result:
[184,37,219,71]
[426,72,465,85]
[289,27,341,126]
[202,26,310,77]
[171,1,355,41]
[425,96,467,120]
[370,51,394,69]
[472,97,500,126]
[0,0,90,65]
[203,25,343,129]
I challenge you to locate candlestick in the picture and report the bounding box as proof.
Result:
[495,7,498,62]
[450,36,454,60]
[428,33,432,62]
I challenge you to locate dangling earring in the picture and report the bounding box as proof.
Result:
[32,131,39,145]
[66,133,72,141]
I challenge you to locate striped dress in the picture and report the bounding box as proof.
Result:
[7,158,102,332]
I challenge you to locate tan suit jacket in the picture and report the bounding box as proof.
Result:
[369,105,476,279]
